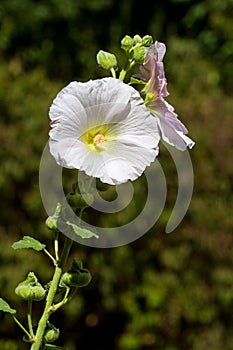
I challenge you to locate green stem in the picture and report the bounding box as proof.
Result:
[12,315,31,339]
[54,232,59,262]
[110,67,116,78]
[27,300,34,338]
[118,60,136,81]
[43,248,56,265]
[30,238,73,350]
[119,69,127,81]
[51,286,70,312]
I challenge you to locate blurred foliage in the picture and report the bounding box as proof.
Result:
[0,0,233,349]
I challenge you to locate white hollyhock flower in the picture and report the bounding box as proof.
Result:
[49,77,160,185]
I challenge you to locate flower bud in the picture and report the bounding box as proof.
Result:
[60,259,92,288]
[15,272,46,301]
[67,193,94,210]
[44,322,60,343]
[96,50,117,70]
[45,202,62,231]
[121,35,134,51]
[142,35,153,47]
[133,35,142,44]
[133,46,148,63]
[60,269,91,288]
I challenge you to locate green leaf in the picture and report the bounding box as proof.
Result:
[12,236,46,251]
[0,298,16,314]
[66,222,99,239]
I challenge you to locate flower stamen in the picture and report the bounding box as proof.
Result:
[93,134,105,145]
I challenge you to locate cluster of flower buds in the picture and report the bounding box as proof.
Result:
[96,34,153,71]
[121,34,153,63]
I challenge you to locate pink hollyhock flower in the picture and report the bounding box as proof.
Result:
[139,41,195,151]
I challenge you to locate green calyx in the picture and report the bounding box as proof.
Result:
[15,272,46,301]
[43,322,60,343]
[60,259,92,288]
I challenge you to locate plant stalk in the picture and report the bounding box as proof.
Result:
[30,237,73,350]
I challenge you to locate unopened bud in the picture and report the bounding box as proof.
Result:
[44,322,60,343]
[60,269,91,288]
[133,46,148,63]
[15,272,46,301]
[121,35,134,51]
[133,35,142,44]
[142,35,153,47]
[96,50,117,70]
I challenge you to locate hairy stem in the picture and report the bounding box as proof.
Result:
[30,237,73,350]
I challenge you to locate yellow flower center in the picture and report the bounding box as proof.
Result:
[81,124,117,152]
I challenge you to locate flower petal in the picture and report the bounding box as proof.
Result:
[49,77,161,184]
[156,115,195,150]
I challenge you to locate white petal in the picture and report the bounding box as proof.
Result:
[49,138,88,169]
[49,78,161,184]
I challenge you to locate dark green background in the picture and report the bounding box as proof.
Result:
[0,0,232,349]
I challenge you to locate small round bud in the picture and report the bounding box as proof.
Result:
[96,50,117,70]
[60,269,92,288]
[133,35,142,44]
[142,35,153,47]
[121,35,134,51]
[15,272,46,301]
[44,322,60,343]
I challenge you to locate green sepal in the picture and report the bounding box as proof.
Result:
[0,298,16,314]
[15,272,46,301]
[66,221,99,239]
[71,259,83,271]
[12,236,46,251]
[130,77,146,85]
